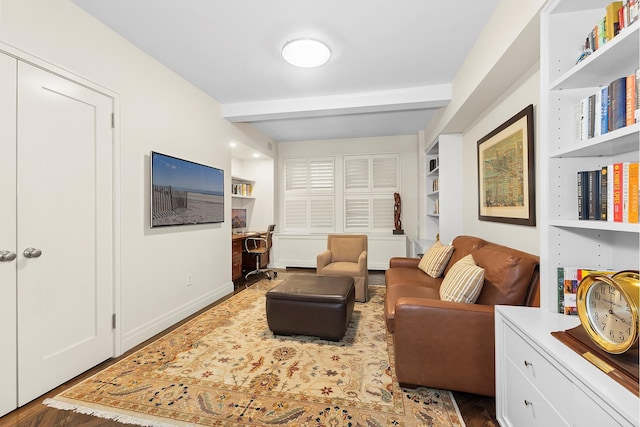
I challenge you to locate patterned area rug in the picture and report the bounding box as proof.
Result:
[46,282,465,426]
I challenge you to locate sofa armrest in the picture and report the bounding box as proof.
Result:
[393,297,496,396]
[389,257,420,269]
[317,250,331,270]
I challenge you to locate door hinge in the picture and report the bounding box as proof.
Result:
[112,313,116,329]
[111,113,115,129]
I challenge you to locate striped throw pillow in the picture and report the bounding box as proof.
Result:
[439,254,485,303]
[417,241,454,278]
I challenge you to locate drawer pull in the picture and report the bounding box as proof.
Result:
[523,360,533,367]
[524,399,533,407]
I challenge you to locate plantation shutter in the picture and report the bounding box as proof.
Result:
[283,157,335,233]
[344,156,369,191]
[372,155,399,191]
[343,153,399,232]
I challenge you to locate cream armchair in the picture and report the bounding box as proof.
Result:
[317,234,369,302]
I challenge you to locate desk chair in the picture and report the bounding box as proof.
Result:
[244,224,277,288]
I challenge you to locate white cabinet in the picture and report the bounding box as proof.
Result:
[272,233,407,270]
[539,0,640,311]
[424,134,463,244]
[496,306,639,426]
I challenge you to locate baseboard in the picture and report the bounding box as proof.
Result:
[121,282,234,353]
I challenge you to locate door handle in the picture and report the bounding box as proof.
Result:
[23,247,42,258]
[0,250,17,262]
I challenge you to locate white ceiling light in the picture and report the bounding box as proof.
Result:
[282,38,331,68]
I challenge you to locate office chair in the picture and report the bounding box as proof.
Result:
[244,224,277,288]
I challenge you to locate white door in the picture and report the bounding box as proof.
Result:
[0,52,18,416]
[15,62,114,405]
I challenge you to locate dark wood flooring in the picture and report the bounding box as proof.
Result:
[0,269,497,427]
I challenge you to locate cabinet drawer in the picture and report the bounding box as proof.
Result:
[504,357,568,427]
[504,325,572,408]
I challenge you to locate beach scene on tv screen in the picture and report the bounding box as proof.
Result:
[151,153,224,227]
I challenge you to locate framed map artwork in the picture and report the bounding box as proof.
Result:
[477,104,535,226]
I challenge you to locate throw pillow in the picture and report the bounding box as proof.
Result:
[439,254,485,303]
[417,240,455,278]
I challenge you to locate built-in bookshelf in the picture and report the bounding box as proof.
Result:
[540,0,640,314]
[424,134,462,244]
[231,176,255,199]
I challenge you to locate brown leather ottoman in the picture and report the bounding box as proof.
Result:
[265,275,355,341]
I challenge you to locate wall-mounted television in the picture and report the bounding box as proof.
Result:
[231,208,247,232]
[151,151,224,227]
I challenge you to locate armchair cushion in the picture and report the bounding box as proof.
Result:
[417,240,454,278]
[330,236,366,262]
[439,254,485,304]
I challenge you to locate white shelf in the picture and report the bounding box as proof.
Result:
[424,134,462,243]
[550,22,639,90]
[540,0,640,314]
[550,124,640,158]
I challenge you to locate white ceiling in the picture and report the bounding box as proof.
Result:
[72,0,500,143]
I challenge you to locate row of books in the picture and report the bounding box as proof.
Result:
[574,71,639,141]
[557,266,616,315]
[577,162,639,223]
[431,177,439,193]
[231,183,253,196]
[428,157,439,172]
[578,1,638,63]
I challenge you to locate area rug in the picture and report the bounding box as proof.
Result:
[45,282,465,427]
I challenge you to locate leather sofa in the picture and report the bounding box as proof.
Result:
[384,235,540,397]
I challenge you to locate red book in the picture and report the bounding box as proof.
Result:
[613,163,623,222]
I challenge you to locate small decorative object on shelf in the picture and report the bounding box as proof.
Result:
[552,270,639,396]
[393,192,404,235]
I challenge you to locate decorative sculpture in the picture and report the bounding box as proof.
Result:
[393,192,404,235]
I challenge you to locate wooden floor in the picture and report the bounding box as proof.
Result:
[0,269,497,427]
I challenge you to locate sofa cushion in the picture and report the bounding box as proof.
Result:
[443,236,488,276]
[439,254,485,304]
[417,240,454,278]
[472,243,539,306]
[384,284,441,333]
[385,266,443,289]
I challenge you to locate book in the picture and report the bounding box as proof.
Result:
[600,166,608,220]
[636,68,640,123]
[628,162,639,223]
[613,162,623,221]
[606,2,623,40]
[630,0,639,25]
[623,162,630,222]
[587,169,600,220]
[577,171,588,219]
[609,76,627,131]
[588,94,596,138]
[626,73,637,127]
[558,266,617,315]
[608,163,615,221]
[601,86,609,134]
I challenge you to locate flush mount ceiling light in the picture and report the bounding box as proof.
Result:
[281,38,331,68]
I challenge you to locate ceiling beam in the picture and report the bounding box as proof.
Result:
[222,84,452,122]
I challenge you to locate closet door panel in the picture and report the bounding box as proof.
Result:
[16,62,114,405]
[0,52,17,418]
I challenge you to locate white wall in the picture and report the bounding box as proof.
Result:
[420,0,546,255]
[231,157,275,232]
[0,0,273,352]
[277,135,419,240]
[462,65,540,254]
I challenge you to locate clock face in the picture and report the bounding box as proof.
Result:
[585,281,633,345]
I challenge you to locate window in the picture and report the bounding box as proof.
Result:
[344,154,399,232]
[283,157,334,233]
